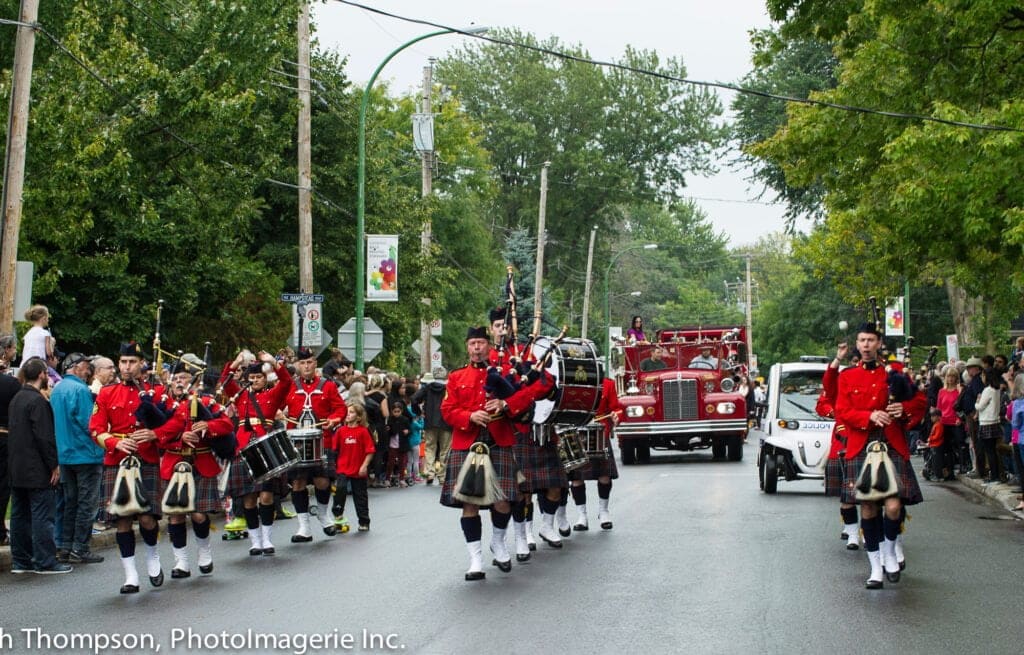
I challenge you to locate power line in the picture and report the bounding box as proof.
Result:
[333,0,1023,134]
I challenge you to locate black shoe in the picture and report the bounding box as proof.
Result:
[120,584,140,594]
[171,568,191,579]
[846,543,860,551]
[573,523,589,532]
[149,570,164,587]
[539,533,563,549]
[492,558,512,573]
[56,549,70,563]
[600,520,613,530]
[885,571,900,583]
[249,548,263,556]
[516,553,531,563]
[898,560,906,571]
[262,547,275,556]
[865,579,884,590]
[528,542,536,551]
[322,525,338,537]
[291,534,313,543]
[465,571,485,581]
[199,563,213,575]
[558,527,571,537]
[68,550,104,564]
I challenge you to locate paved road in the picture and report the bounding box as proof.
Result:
[3,437,1022,654]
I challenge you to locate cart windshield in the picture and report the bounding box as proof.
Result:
[775,370,824,421]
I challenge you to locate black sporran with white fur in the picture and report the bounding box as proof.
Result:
[161,461,196,514]
[454,442,504,506]
[855,440,899,502]
[110,455,151,516]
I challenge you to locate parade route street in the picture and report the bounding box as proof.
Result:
[2,436,1022,655]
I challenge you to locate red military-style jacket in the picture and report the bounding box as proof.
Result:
[596,378,623,437]
[815,363,848,460]
[221,363,293,451]
[835,361,927,459]
[155,394,234,479]
[90,380,165,466]
[285,375,347,444]
[442,361,554,450]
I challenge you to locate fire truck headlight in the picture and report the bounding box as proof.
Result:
[716,402,736,414]
[720,377,735,393]
[625,406,645,418]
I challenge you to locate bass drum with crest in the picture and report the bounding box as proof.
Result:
[531,337,602,425]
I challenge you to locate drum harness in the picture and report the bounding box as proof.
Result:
[293,378,328,428]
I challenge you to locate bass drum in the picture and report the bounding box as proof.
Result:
[532,337,603,425]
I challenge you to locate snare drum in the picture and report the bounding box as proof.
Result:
[556,427,588,472]
[287,428,323,467]
[240,428,299,483]
[532,337,603,425]
[578,424,609,460]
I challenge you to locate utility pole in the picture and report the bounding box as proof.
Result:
[581,226,597,339]
[744,253,753,372]
[532,162,551,336]
[418,62,434,375]
[0,0,40,334]
[296,0,313,293]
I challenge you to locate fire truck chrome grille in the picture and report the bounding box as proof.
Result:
[663,379,698,420]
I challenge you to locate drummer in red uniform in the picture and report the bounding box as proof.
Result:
[155,360,234,578]
[220,350,293,556]
[440,326,553,581]
[818,342,863,550]
[90,341,165,594]
[284,347,346,544]
[570,377,622,531]
[835,321,926,589]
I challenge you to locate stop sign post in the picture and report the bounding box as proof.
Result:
[338,317,383,363]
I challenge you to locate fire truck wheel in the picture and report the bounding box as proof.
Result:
[636,443,651,464]
[726,436,744,461]
[711,440,726,460]
[620,443,636,465]
[763,454,779,494]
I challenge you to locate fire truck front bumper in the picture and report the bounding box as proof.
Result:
[615,419,748,438]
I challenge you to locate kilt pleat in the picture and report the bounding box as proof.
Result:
[513,438,568,491]
[440,445,521,508]
[840,449,923,506]
[157,473,221,514]
[101,461,162,519]
[567,450,619,481]
[824,458,844,498]
[978,423,1002,440]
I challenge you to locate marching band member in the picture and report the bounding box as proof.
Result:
[570,377,622,531]
[90,341,165,594]
[440,326,552,581]
[154,360,234,578]
[835,322,926,589]
[220,350,293,556]
[818,342,861,550]
[284,347,346,543]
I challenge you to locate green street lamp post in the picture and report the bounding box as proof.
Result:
[603,244,657,375]
[355,27,488,369]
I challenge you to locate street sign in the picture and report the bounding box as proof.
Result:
[431,350,442,368]
[338,317,384,362]
[429,318,442,336]
[280,292,325,304]
[291,302,324,347]
[410,337,441,356]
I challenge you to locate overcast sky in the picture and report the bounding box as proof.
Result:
[313,0,798,247]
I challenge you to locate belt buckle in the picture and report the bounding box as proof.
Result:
[181,447,193,456]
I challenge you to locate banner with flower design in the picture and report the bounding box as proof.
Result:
[366,234,398,302]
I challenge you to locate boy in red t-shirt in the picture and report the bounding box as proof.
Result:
[332,404,376,531]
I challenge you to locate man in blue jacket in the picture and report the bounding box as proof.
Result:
[51,353,105,564]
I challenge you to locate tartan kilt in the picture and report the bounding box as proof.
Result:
[440,445,521,509]
[823,457,844,498]
[513,439,568,492]
[288,461,335,484]
[222,456,288,499]
[568,449,619,481]
[840,450,923,506]
[978,423,1002,440]
[157,473,221,514]
[101,461,162,520]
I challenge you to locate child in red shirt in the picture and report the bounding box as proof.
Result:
[332,404,376,531]
[926,408,945,480]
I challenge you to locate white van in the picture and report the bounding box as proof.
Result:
[757,358,834,494]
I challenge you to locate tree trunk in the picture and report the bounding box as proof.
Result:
[945,280,983,351]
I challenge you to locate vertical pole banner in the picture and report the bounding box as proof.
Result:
[366,234,399,302]
[884,296,904,336]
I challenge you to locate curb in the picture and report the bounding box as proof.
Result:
[955,473,1023,514]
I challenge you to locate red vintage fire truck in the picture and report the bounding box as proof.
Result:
[614,326,749,464]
